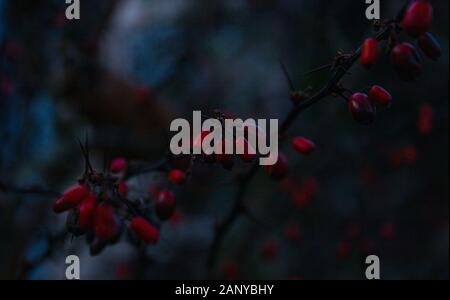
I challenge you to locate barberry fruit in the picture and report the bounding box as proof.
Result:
[129,217,160,244]
[360,38,378,69]
[348,93,376,125]
[78,193,97,229]
[168,169,186,185]
[417,103,434,136]
[369,85,392,106]
[402,0,433,37]
[391,43,422,81]
[118,181,128,197]
[110,157,128,174]
[418,32,442,61]
[155,190,176,221]
[264,152,288,180]
[94,204,120,241]
[292,137,316,155]
[53,184,90,213]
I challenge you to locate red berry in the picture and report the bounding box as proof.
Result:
[345,222,362,240]
[264,152,289,180]
[292,137,316,155]
[417,103,434,136]
[94,204,119,241]
[222,259,239,280]
[135,85,154,104]
[402,0,433,37]
[379,222,395,240]
[360,38,378,69]
[110,157,127,173]
[118,181,128,197]
[78,193,97,229]
[168,169,186,185]
[369,85,392,106]
[53,184,90,213]
[336,241,352,259]
[292,178,318,209]
[418,32,442,61]
[155,190,176,221]
[261,240,278,262]
[402,145,418,165]
[391,43,422,81]
[348,93,376,125]
[284,222,302,241]
[129,217,160,244]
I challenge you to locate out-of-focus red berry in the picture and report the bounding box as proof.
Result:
[369,85,392,106]
[360,238,376,255]
[418,32,442,61]
[402,0,433,37]
[222,259,239,280]
[94,204,120,241]
[264,152,289,180]
[336,241,352,260]
[292,137,316,155]
[78,193,97,229]
[284,222,302,241]
[348,93,376,125]
[115,263,133,280]
[402,145,418,165]
[168,169,186,185]
[360,167,378,188]
[53,184,90,213]
[110,157,128,173]
[261,240,279,262]
[129,216,160,244]
[135,86,154,104]
[155,190,176,221]
[292,177,319,209]
[379,222,396,240]
[391,43,422,81]
[345,222,362,240]
[417,103,434,136]
[360,38,378,69]
[118,181,128,197]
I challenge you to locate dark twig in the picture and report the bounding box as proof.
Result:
[0,181,60,197]
[207,4,407,272]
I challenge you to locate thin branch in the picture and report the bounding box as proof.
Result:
[207,4,406,271]
[0,181,60,197]
[279,58,296,92]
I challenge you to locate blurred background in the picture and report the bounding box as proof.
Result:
[0,0,448,280]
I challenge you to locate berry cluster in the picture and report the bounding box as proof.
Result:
[52,145,176,255]
[350,0,440,125]
[50,0,441,262]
